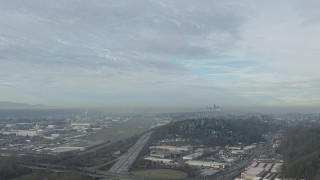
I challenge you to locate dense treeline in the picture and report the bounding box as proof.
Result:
[0,157,31,179]
[16,171,91,180]
[0,156,91,179]
[152,117,270,147]
[277,126,320,180]
[133,117,271,176]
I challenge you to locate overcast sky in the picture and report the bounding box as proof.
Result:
[1,0,320,109]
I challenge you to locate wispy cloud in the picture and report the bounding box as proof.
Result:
[0,82,14,87]
[0,0,320,108]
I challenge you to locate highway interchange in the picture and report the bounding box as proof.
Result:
[17,131,153,180]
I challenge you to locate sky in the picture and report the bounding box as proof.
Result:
[1,0,320,109]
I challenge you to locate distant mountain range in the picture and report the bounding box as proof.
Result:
[0,101,48,109]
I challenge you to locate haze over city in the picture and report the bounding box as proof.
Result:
[1,1,320,180]
[1,0,320,110]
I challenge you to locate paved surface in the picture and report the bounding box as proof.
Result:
[18,131,153,180]
[214,135,274,180]
[19,164,134,180]
[18,132,152,180]
[108,132,152,174]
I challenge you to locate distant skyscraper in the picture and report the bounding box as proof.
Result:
[207,104,220,110]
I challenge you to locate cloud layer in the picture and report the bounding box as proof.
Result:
[1,0,320,108]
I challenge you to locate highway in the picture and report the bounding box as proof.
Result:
[108,131,152,174]
[18,164,134,180]
[18,132,152,179]
[55,140,121,166]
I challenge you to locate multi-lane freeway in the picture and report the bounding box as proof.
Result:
[18,131,153,180]
[108,131,152,174]
[18,164,134,180]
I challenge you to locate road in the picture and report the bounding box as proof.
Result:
[108,131,152,174]
[214,135,274,180]
[18,132,152,179]
[18,164,134,180]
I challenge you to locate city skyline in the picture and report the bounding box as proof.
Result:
[1,0,320,109]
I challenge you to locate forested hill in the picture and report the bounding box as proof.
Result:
[153,117,272,147]
[277,126,320,179]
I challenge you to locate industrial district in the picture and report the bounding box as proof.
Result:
[0,108,319,180]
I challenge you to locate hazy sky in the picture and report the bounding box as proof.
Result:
[1,0,320,108]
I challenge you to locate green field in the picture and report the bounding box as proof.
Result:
[131,169,187,179]
[83,116,156,141]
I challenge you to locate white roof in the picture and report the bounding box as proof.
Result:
[144,156,173,163]
[246,167,265,176]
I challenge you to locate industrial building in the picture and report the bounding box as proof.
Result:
[0,130,41,137]
[231,149,245,155]
[144,156,174,164]
[182,152,203,160]
[240,161,283,180]
[149,145,192,152]
[70,122,91,130]
[243,144,257,151]
[186,160,226,169]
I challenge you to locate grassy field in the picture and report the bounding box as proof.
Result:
[83,116,156,141]
[131,169,187,179]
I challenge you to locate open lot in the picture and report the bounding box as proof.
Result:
[83,116,156,141]
[131,169,187,179]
